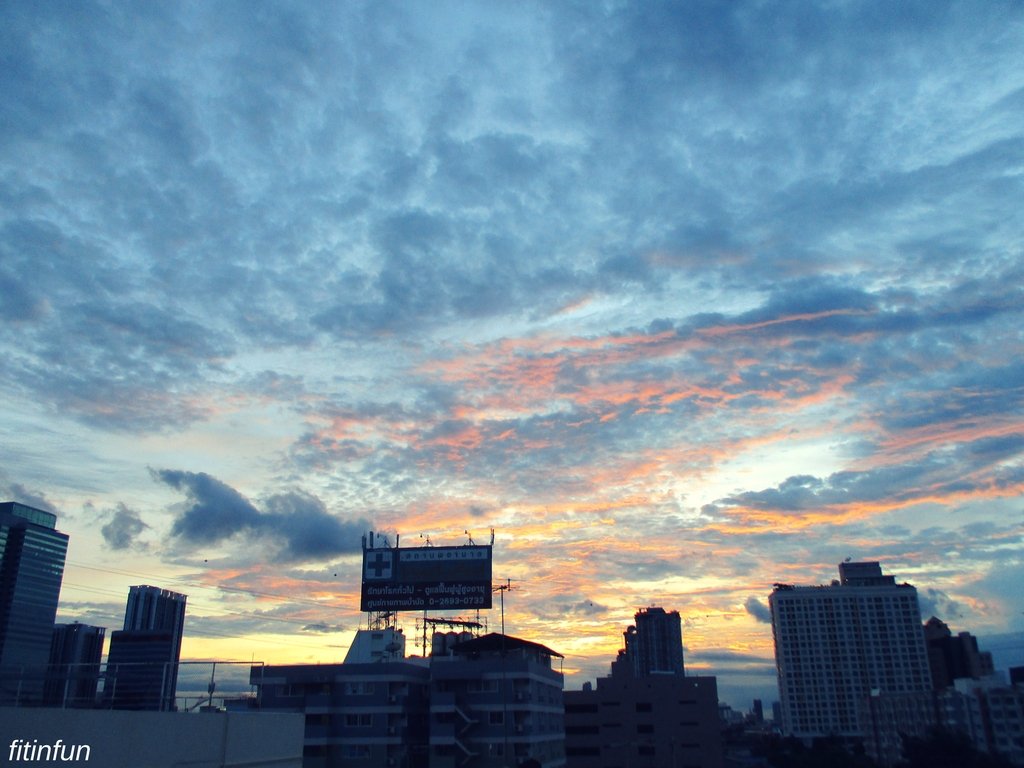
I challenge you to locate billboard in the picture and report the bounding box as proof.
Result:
[360,545,492,612]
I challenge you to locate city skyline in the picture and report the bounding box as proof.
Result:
[2,2,1023,709]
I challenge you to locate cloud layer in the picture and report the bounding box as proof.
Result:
[2,1,1022,705]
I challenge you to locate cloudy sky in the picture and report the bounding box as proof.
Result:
[2,1,1023,706]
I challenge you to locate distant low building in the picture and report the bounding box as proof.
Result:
[924,616,995,690]
[565,674,721,768]
[942,675,1024,767]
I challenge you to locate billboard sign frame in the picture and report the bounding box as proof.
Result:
[360,544,493,612]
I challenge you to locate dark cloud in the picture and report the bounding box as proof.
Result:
[100,503,150,551]
[301,623,346,634]
[918,588,966,622]
[532,596,612,623]
[157,470,263,542]
[154,469,369,563]
[712,441,1024,517]
[744,597,772,625]
[0,482,58,514]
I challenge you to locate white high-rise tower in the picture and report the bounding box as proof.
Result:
[769,562,931,739]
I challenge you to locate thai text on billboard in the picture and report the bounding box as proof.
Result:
[360,545,493,612]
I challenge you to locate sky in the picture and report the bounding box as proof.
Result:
[2,1,1023,708]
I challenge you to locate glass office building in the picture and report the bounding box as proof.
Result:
[105,585,187,710]
[0,501,70,704]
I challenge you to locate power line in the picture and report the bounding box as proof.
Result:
[58,583,345,654]
[67,559,352,610]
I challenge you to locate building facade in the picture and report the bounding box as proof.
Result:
[104,585,187,710]
[45,622,106,707]
[612,607,685,678]
[249,658,432,767]
[0,501,70,704]
[924,616,995,690]
[564,675,722,768]
[769,562,932,740]
[941,676,1024,767]
[249,630,565,768]
[429,633,565,768]
[564,607,722,768]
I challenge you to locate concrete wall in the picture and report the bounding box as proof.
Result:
[0,707,304,767]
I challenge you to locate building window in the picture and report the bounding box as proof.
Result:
[344,681,375,695]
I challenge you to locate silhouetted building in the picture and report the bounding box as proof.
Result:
[611,606,685,678]
[45,622,105,707]
[941,675,1024,766]
[565,675,721,768]
[104,586,186,710]
[565,608,722,768]
[430,633,565,767]
[0,501,70,704]
[247,629,565,768]
[249,656,431,767]
[923,616,994,689]
[1011,667,1024,687]
[769,562,931,741]
[860,690,940,767]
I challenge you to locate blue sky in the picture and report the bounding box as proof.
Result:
[2,1,1023,707]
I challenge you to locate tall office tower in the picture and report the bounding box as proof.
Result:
[123,585,187,649]
[769,562,932,740]
[0,501,70,704]
[611,606,685,677]
[105,585,186,710]
[45,622,105,707]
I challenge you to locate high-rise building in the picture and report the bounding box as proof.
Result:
[104,586,186,711]
[769,562,932,740]
[0,501,70,704]
[45,622,106,707]
[565,607,722,768]
[611,606,685,678]
[123,585,187,645]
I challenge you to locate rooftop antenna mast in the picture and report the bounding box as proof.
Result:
[493,579,517,636]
